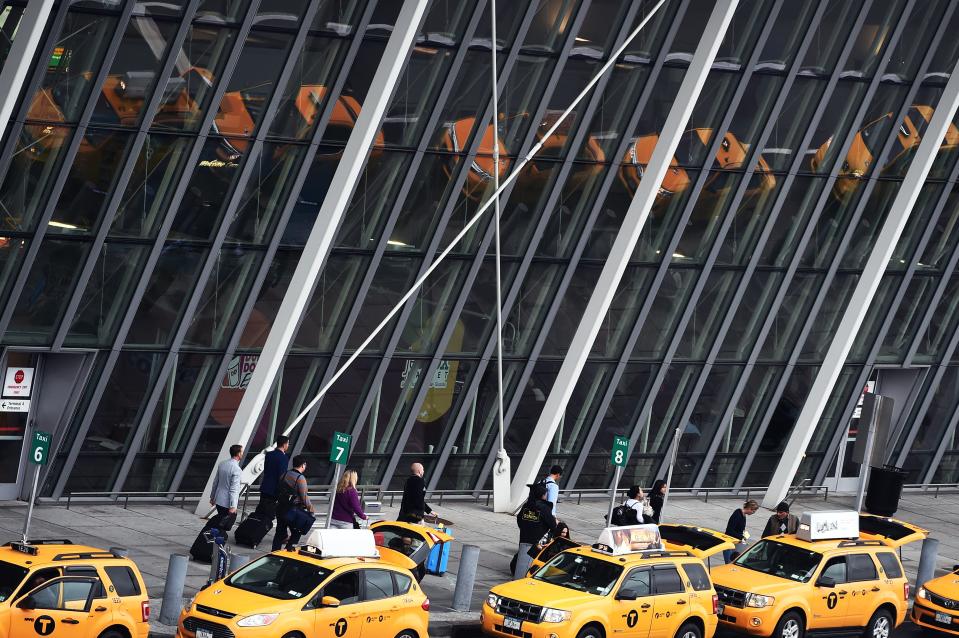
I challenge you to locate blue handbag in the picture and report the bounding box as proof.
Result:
[284,507,316,535]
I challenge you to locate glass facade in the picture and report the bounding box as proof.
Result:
[0,0,958,499]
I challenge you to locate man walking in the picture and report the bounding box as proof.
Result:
[259,435,290,524]
[272,456,314,551]
[541,465,563,516]
[208,444,243,529]
[398,462,436,523]
[762,501,800,537]
[514,483,557,578]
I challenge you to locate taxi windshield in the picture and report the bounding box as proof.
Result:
[226,555,330,600]
[735,539,822,583]
[0,560,29,603]
[532,552,622,596]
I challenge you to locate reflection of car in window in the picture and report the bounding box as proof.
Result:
[438,115,511,201]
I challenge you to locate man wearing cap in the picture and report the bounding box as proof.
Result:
[763,501,800,537]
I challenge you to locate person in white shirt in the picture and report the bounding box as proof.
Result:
[624,485,653,523]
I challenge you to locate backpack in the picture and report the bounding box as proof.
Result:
[610,502,640,526]
[276,471,303,511]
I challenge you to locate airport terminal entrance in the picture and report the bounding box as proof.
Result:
[0,351,94,500]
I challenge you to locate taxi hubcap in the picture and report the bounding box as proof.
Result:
[783,619,800,638]
[873,617,890,638]
[682,630,698,638]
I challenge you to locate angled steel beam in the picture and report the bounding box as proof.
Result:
[196,0,431,514]
[762,46,959,508]
[507,0,741,509]
[0,0,53,148]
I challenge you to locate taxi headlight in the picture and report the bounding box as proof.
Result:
[541,607,572,623]
[487,593,500,609]
[237,613,279,627]
[918,587,928,600]
[746,594,775,608]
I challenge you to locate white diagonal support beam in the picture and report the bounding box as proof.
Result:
[506,0,741,511]
[762,55,959,509]
[0,0,54,144]
[196,0,429,515]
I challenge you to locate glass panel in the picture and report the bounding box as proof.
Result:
[401,358,474,461]
[334,151,415,248]
[717,271,785,361]
[291,254,366,353]
[799,0,862,76]
[237,249,301,350]
[758,176,828,266]
[889,183,945,270]
[572,0,629,57]
[675,169,743,262]
[150,25,238,132]
[0,239,27,321]
[445,258,519,356]
[902,368,959,481]
[498,55,559,153]
[919,184,959,271]
[429,50,501,151]
[387,154,462,253]
[799,274,858,363]
[611,170,700,262]
[255,0,307,29]
[759,78,829,172]
[182,248,263,348]
[579,62,649,161]
[0,7,24,72]
[124,245,207,347]
[884,0,949,81]
[279,145,337,244]
[381,46,456,148]
[842,0,908,78]
[804,80,873,176]
[0,126,73,232]
[197,0,252,22]
[630,269,697,360]
[541,263,601,357]
[760,273,824,360]
[714,0,774,68]
[312,0,365,35]
[344,256,422,354]
[928,6,959,80]
[589,266,656,358]
[520,0,578,54]
[504,262,562,357]
[916,274,959,364]
[394,258,469,355]
[4,240,89,345]
[65,243,150,348]
[675,365,744,486]
[833,180,901,270]
[169,137,245,240]
[758,0,818,70]
[226,142,309,244]
[848,274,899,363]
[878,275,938,364]
[67,351,166,492]
[536,160,612,259]
[319,40,386,147]
[674,270,741,360]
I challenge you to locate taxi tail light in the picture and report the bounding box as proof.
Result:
[142,600,150,622]
[712,595,719,615]
[905,583,910,600]
[422,598,431,612]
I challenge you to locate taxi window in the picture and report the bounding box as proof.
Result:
[227,555,330,600]
[821,557,847,584]
[681,562,711,591]
[0,560,29,602]
[876,552,903,579]
[15,567,61,600]
[105,566,141,597]
[364,570,395,601]
[653,566,684,594]
[846,554,878,582]
[324,571,360,605]
[621,569,651,597]
[394,572,412,595]
[533,553,623,596]
[736,539,822,583]
[29,579,95,612]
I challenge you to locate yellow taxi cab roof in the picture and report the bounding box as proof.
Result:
[760,534,893,553]
[567,544,697,566]
[0,540,124,566]
[273,548,404,572]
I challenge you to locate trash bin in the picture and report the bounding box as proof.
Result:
[864,465,906,517]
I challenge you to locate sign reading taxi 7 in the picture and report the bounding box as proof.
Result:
[329,431,351,465]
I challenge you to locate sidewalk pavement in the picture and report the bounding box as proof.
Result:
[0,493,956,636]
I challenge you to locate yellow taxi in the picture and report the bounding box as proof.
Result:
[482,524,733,638]
[712,511,925,638]
[369,519,454,581]
[913,566,959,634]
[178,529,429,638]
[0,538,150,638]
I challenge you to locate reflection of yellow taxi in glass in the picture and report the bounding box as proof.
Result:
[438,115,512,201]
[0,539,150,638]
[178,530,428,638]
[912,565,959,634]
[370,519,454,581]
[712,511,925,638]
[811,104,959,201]
[482,524,732,638]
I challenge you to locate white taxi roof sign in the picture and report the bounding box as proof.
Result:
[796,510,859,542]
[301,529,380,558]
[596,524,664,555]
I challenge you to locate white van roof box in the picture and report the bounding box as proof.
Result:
[301,529,380,558]
[796,510,859,542]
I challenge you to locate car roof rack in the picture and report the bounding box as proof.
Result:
[837,539,885,548]
[53,551,120,561]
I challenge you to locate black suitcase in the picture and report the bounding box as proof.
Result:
[234,513,272,549]
[190,529,229,562]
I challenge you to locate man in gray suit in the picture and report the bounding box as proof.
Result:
[208,444,244,527]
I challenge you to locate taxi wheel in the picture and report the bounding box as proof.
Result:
[575,623,604,638]
[864,608,893,638]
[98,630,124,638]
[774,611,804,638]
[676,622,702,638]
[394,632,417,638]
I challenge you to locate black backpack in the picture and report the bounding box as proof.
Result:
[610,502,639,527]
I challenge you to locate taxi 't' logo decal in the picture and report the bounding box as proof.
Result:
[827,592,838,609]
[34,616,56,636]
[334,618,348,637]
[627,610,639,628]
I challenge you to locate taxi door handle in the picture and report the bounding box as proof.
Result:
[839,590,848,595]
[871,587,881,592]
[677,600,687,605]
[641,604,652,610]
[95,606,108,612]
[62,619,80,625]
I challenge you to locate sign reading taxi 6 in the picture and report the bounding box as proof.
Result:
[30,430,51,466]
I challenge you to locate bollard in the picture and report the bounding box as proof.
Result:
[514,544,533,580]
[158,554,189,626]
[452,545,480,611]
[109,547,129,557]
[229,552,250,573]
[917,537,940,590]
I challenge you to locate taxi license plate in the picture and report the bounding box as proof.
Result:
[196,628,214,638]
[936,612,952,625]
[504,617,523,631]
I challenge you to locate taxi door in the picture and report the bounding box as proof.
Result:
[611,568,654,637]
[8,576,102,638]
[357,568,401,637]
[649,565,690,638]
[313,570,363,638]
[842,553,883,626]
[808,557,850,630]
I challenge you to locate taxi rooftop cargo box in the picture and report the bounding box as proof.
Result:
[797,510,859,542]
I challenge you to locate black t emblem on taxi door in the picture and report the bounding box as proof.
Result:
[826,592,838,609]
[626,610,639,628]
[34,616,56,636]
[334,618,348,636]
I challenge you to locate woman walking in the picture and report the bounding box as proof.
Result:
[649,479,667,523]
[330,469,367,529]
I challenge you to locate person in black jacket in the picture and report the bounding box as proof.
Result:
[649,479,667,523]
[512,483,556,575]
[723,499,758,563]
[259,435,290,526]
[398,462,437,523]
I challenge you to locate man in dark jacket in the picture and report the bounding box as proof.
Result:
[514,483,557,577]
[259,435,290,526]
[723,499,758,563]
[762,501,800,537]
[399,462,437,523]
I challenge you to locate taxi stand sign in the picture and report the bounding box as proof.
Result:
[607,435,630,526]
[326,432,353,529]
[796,510,860,542]
[22,430,52,543]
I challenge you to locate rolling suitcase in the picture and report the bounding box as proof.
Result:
[234,512,272,549]
[190,528,230,563]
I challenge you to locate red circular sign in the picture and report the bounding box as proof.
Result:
[14,370,24,384]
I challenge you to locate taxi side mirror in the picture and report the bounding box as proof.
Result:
[321,596,341,608]
[17,597,35,610]
[817,576,836,588]
[616,588,639,601]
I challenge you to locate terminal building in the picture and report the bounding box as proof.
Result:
[0,0,958,505]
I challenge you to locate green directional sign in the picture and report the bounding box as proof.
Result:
[30,431,51,466]
[329,431,352,465]
[611,435,629,468]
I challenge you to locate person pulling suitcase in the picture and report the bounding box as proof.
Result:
[235,436,291,548]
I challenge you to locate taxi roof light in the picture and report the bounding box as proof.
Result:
[796,511,859,542]
[300,529,381,559]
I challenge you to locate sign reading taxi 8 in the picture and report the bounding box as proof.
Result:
[611,435,629,467]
